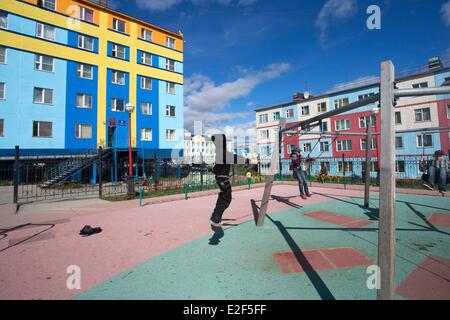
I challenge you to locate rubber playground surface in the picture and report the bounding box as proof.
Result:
[0,185,449,300]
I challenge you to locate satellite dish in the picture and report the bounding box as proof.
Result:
[303,91,310,100]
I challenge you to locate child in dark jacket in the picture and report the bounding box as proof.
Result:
[290,149,312,200]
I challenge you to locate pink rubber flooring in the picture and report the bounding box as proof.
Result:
[427,213,450,228]
[0,186,362,300]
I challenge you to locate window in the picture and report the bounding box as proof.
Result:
[338,161,353,173]
[359,115,376,128]
[111,98,124,112]
[78,35,94,51]
[361,138,377,150]
[260,129,269,139]
[0,82,5,100]
[112,70,125,85]
[0,12,7,29]
[166,59,175,71]
[396,161,405,173]
[414,108,431,122]
[166,129,176,141]
[77,64,93,79]
[141,102,152,115]
[358,93,375,100]
[321,121,328,132]
[32,121,52,137]
[447,104,450,119]
[35,55,54,72]
[141,28,152,41]
[287,144,296,154]
[112,44,126,59]
[76,94,92,109]
[336,140,352,152]
[141,128,152,141]
[166,82,176,94]
[141,76,152,90]
[395,111,402,124]
[166,105,176,117]
[36,23,55,41]
[166,37,175,49]
[140,52,152,66]
[285,109,294,118]
[412,82,428,89]
[38,0,56,11]
[362,161,379,172]
[259,114,268,124]
[301,105,310,116]
[395,136,403,149]
[302,143,312,153]
[320,141,329,152]
[317,102,327,113]
[113,18,126,33]
[33,87,53,104]
[273,111,280,121]
[79,7,94,23]
[0,119,3,136]
[417,134,433,148]
[334,98,349,109]
[335,119,350,131]
[75,124,92,139]
[0,47,5,64]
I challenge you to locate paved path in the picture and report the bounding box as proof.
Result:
[0,185,449,300]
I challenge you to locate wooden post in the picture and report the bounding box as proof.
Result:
[257,118,286,227]
[364,121,372,208]
[378,60,396,300]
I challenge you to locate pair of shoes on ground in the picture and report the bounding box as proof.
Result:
[300,193,312,200]
[423,183,447,196]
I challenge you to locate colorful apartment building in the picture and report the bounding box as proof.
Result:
[255,58,450,179]
[0,0,184,160]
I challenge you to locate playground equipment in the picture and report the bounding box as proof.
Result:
[257,60,450,300]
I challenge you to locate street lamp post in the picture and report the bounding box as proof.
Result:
[125,102,135,196]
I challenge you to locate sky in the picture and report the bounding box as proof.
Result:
[107,0,450,144]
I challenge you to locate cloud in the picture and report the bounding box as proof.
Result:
[327,75,379,93]
[135,0,256,11]
[315,0,357,40]
[442,0,450,26]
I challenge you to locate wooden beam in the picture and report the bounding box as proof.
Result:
[363,121,372,208]
[377,61,396,300]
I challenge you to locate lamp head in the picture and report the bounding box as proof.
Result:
[125,103,135,113]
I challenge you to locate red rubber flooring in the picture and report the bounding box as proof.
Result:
[304,210,374,228]
[273,247,372,273]
[427,213,450,228]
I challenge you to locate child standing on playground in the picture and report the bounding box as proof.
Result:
[422,150,449,196]
[290,148,312,200]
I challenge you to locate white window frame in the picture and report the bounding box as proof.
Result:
[319,141,329,152]
[335,119,350,131]
[77,64,93,80]
[141,76,152,90]
[141,102,152,115]
[111,98,125,112]
[395,136,403,149]
[33,87,53,105]
[259,114,268,124]
[302,143,312,153]
[416,134,433,148]
[35,54,54,72]
[76,93,92,109]
[273,111,280,121]
[75,123,92,139]
[317,102,327,113]
[39,0,56,11]
[166,129,176,141]
[140,128,152,141]
[78,35,94,51]
[395,111,402,124]
[301,105,310,116]
[0,46,6,64]
[141,28,152,41]
[414,107,431,122]
[165,105,176,117]
[32,121,53,138]
[113,18,126,33]
[0,82,5,100]
[166,59,175,71]
[112,44,126,59]
[36,23,56,41]
[0,12,8,29]
[360,138,377,151]
[338,161,353,173]
[336,140,352,152]
[140,52,152,66]
[112,70,125,85]
[359,115,376,129]
[321,121,328,132]
[285,109,294,118]
[412,82,428,89]
[334,98,349,109]
[166,82,176,94]
[166,37,175,49]
[79,6,94,23]
[260,129,269,140]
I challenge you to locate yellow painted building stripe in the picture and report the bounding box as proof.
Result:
[97,11,108,148]
[3,0,183,62]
